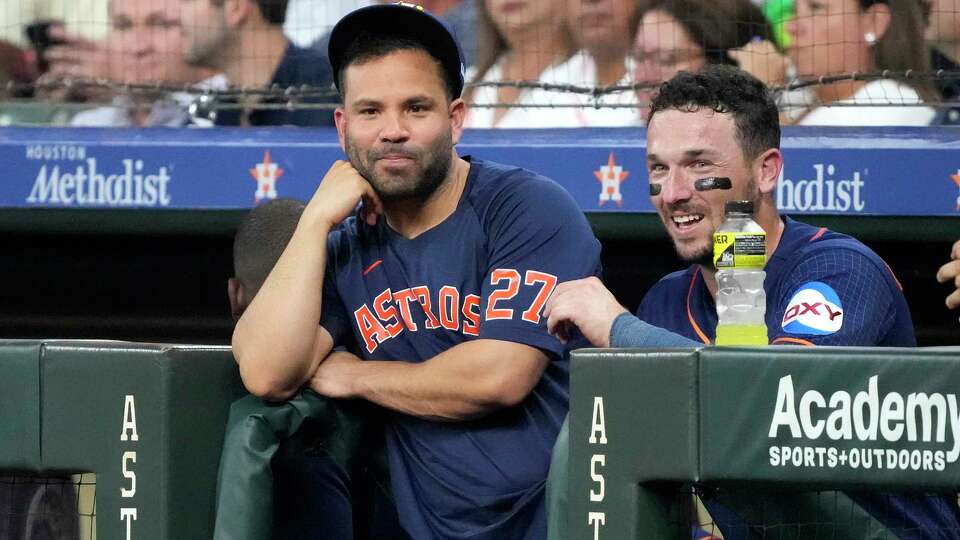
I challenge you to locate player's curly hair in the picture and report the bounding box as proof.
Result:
[647,65,779,160]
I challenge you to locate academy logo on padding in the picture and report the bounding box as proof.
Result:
[781,281,843,335]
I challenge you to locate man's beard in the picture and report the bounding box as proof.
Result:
[678,243,715,267]
[345,129,454,204]
[184,24,228,68]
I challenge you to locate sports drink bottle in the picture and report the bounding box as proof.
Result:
[713,200,768,345]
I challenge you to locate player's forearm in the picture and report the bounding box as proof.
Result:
[232,216,332,398]
[609,313,702,348]
[333,341,547,421]
[345,360,507,421]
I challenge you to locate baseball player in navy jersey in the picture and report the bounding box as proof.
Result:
[544,65,960,538]
[231,3,601,540]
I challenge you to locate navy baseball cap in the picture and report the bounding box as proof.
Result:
[328,2,466,98]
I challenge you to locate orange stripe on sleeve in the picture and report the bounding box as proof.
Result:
[880,259,904,291]
[686,267,711,345]
[772,337,816,346]
[809,227,828,242]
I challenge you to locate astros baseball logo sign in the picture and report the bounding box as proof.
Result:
[250,150,283,203]
[594,152,628,208]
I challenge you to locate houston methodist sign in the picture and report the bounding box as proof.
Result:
[0,127,958,215]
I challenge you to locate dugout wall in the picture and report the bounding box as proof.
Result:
[567,346,960,539]
[5,342,960,538]
[0,340,241,540]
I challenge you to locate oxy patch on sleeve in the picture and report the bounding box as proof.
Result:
[781,281,844,335]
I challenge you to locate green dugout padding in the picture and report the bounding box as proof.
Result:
[213,390,368,540]
[0,340,241,540]
[701,346,960,489]
[567,350,698,540]
[565,346,960,540]
[0,341,42,470]
[6,341,960,538]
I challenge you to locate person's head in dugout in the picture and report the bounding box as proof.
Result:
[229,197,305,320]
[327,3,467,205]
[645,64,785,267]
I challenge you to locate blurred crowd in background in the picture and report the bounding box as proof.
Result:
[0,0,956,127]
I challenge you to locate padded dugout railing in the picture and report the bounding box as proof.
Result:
[567,346,960,539]
[5,341,960,538]
[0,340,240,540]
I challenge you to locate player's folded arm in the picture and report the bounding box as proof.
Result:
[239,325,335,401]
[237,244,348,401]
[341,338,550,422]
[420,338,551,412]
[231,218,345,400]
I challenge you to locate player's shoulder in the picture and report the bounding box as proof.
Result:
[636,266,697,320]
[773,218,904,333]
[644,266,697,301]
[778,217,892,276]
[465,157,578,215]
[655,266,697,288]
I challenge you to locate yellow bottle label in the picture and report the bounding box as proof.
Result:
[715,324,768,346]
[713,231,766,269]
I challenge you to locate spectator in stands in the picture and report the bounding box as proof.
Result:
[568,0,641,89]
[0,0,110,97]
[632,0,774,123]
[937,239,960,322]
[425,0,480,69]
[463,0,578,127]
[543,64,960,539]
[285,0,371,49]
[35,21,111,85]
[395,0,478,69]
[926,0,959,84]
[0,39,33,98]
[925,0,960,122]
[18,16,113,104]
[786,0,937,125]
[307,1,478,86]
[179,0,336,126]
[68,0,220,127]
[0,0,108,50]
[538,0,642,127]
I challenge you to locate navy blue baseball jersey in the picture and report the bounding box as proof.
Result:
[638,217,915,347]
[638,217,960,537]
[320,157,602,540]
